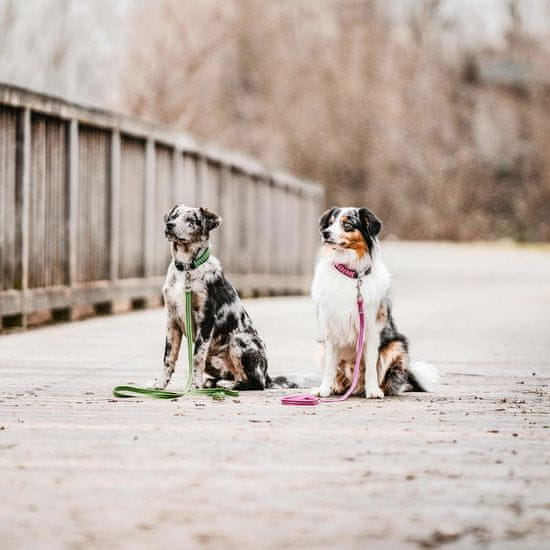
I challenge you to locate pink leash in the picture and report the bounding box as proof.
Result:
[281,268,366,406]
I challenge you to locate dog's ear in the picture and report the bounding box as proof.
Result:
[199,207,222,233]
[163,204,179,223]
[318,207,338,231]
[358,207,382,238]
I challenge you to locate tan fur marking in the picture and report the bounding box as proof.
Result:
[228,346,247,382]
[192,291,206,315]
[334,357,365,395]
[377,340,408,387]
[376,303,388,324]
[341,229,368,258]
[165,325,182,366]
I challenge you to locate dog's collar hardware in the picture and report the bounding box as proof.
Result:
[333,262,371,280]
[185,271,191,290]
[174,248,211,272]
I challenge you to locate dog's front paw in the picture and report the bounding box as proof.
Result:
[365,385,384,399]
[319,384,333,398]
[147,378,167,390]
[216,380,236,390]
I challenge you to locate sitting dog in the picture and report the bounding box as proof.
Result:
[311,206,438,398]
[150,204,275,391]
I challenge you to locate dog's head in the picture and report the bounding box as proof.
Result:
[164,204,221,245]
[318,206,382,258]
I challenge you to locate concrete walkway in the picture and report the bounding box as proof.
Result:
[1,242,549,549]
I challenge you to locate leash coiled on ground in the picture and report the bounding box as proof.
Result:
[112,385,239,400]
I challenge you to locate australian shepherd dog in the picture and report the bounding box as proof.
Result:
[311,206,438,399]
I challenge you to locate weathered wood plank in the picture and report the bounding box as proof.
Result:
[153,144,174,275]
[118,135,146,279]
[177,153,200,208]
[255,178,272,275]
[0,107,18,292]
[19,108,31,324]
[77,125,111,282]
[28,114,68,289]
[110,129,121,281]
[202,161,221,250]
[171,147,183,207]
[217,166,235,270]
[68,119,79,285]
[144,138,156,278]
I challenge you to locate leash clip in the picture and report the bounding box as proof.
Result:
[185,270,191,291]
[356,277,363,302]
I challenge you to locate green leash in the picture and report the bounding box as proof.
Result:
[113,249,238,401]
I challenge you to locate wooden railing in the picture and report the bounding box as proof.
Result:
[0,84,324,329]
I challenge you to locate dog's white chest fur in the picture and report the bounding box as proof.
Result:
[162,258,220,322]
[163,276,190,322]
[312,256,391,347]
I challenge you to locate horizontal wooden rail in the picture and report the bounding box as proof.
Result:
[0,83,324,329]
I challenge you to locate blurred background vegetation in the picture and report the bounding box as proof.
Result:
[1,0,550,241]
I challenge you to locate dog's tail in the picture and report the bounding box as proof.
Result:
[266,373,321,390]
[407,360,439,392]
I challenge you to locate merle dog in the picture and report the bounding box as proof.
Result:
[149,204,282,391]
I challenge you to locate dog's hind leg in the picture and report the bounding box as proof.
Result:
[228,347,267,390]
[365,315,384,399]
[379,339,410,396]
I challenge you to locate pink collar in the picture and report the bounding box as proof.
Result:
[333,263,371,279]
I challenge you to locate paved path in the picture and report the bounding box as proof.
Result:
[1,243,549,549]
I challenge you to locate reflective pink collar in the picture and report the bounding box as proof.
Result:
[333,263,371,279]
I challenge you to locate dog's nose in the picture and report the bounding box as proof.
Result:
[322,229,331,240]
[165,222,175,231]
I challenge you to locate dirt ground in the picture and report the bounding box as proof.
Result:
[1,242,549,549]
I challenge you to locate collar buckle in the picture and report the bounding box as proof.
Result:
[174,248,211,272]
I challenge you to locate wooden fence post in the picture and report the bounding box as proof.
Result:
[172,147,183,207]
[197,155,208,206]
[20,108,31,328]
[245,175,256,294]
[110,129,121,282]
[144,138,155,279]
[218,165,233,269]
[68,119,79,286]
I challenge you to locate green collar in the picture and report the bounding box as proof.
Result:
[174,248,211,271]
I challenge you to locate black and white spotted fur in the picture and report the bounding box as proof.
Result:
[149,204,286,391]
